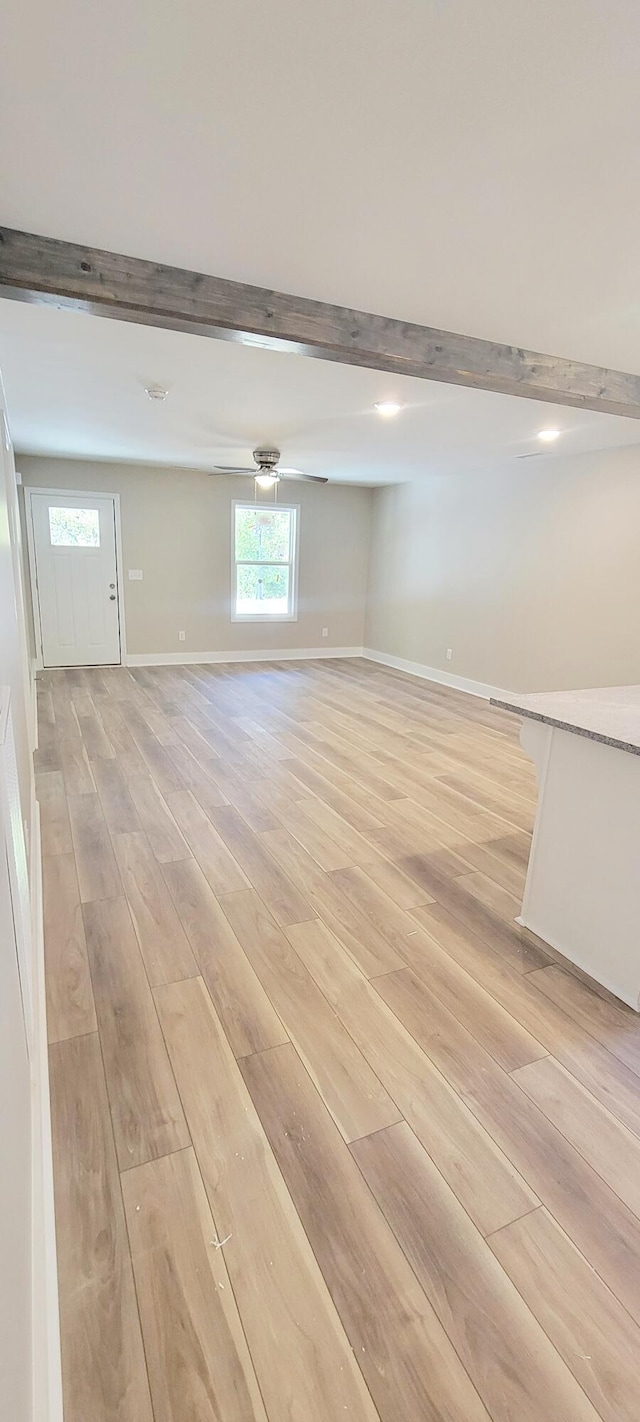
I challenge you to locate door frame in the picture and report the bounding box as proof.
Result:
[25,487,127,670]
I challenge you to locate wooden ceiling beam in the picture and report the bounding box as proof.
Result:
[1,226,639,418]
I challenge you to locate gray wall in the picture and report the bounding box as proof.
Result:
[19,456,372,659]
[365,443,640,692]
[20,442,640,692]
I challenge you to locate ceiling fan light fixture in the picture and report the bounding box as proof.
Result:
[255,471,279,489]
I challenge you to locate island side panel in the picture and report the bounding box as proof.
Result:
[517,720,640,1010]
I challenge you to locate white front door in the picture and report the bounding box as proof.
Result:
[29,492,121,667]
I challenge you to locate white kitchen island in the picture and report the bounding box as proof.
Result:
[491,685,640,1010]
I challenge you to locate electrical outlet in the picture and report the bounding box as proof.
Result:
[128,569,143,580]
[446,647,453,661]
[178,630,186,642]
[322,627,329,638]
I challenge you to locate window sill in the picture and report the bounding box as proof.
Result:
[230,613,299,624]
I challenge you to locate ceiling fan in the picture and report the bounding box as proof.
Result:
[210,447,328,488]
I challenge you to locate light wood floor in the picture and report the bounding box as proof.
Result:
[38,658,640,1422]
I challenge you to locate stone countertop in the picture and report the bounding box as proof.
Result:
[490,685,640,756]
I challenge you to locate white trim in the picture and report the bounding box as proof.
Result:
[231,500,300,623]
[362,647,509,701]
[126,645,364,667]
[517,719,554,927]
[24,487,127,669]
[31,660,39,751]
[30,795,63,1422]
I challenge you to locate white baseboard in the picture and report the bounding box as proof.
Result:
[30,798,63,1422]
[125,645,364,668]
[362,647,509,702]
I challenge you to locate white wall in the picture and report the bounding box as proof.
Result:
[0,381,41,1420]
[19,456,372,661]
[365,443,640,693]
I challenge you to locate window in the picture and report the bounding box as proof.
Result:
[232,502,298,620]
[49,506,100,547]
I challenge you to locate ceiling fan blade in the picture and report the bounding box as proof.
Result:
[210,465,256,475]
[279,469,329,484]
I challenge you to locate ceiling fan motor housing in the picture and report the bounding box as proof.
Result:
[253,447,281,470]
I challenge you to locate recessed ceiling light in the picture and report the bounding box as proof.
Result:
[537,428,560,442]
[374,401,403,417]
[145,385,168,401]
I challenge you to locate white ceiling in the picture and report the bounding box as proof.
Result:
[1,299,638,483]
[3,0,640,370]
[2,0,640,479]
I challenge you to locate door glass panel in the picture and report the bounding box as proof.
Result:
[49,507,100,547]
[236,563,290,615]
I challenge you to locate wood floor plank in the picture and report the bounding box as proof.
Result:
[241,1040,492,1422]
[512,1055,640,1219]
[162,857,288,1057]
[287,917,538,1234]
[268,794,355,870]
[49,1033,153,1422]
[97,702,149,778]
[438,770,535,833]
[330,863,434,954]
[221,888,401,1140]
[121,1148,268,1422]
[403,855,550,972]
[357,852,437,909]
[381,961,640,1326]
[491,830,532,868]
[288,791,389,862]
[208,803,315,925]
[442,836,527,898]
[36,769,72,855]
[163,737,226,790]
[136,734,185,793]
[352,1122,598,1422]
[67,791,121,902]
[264,827,405,976]
[127,774,191,863]
[192,759,279,832]
[528,965,640,1078]
[83,895,190,1168]
[489,1206,640,1422]
[461,869,523,922]
[43,851,97,1042]
[279,753,387,832]
[59,731,96,795]
[91,757,141,833]
[112,830,198,985]
[76,706,115,761]
[155,976,381,1422]
[415,901,640,1139]
[377,951,547,1074]
[166,789,250,894]
[33,712,61,772]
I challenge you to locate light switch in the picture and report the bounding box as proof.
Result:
[128,569,143,580]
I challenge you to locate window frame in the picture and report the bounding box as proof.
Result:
[231,499,300,623]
